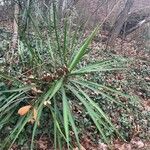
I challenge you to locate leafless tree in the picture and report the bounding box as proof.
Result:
[107,0,134,45]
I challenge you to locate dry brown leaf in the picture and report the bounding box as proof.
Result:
[28,118,35,124]
[32,87,43,93]
[43,100,51,106]
[28,75,34,79]
[98,142,108,150]
[142,100,150,111]
[119,144,131,150]
[131,138,145,149]
[73,145,86,150]
[18,105,32,116]
[33,108,37,121]
[28,108,40,125]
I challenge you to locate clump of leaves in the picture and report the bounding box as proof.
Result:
[0,1,137,149]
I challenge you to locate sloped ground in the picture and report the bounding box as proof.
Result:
[26,30,150,150]
[36,33,150,150]
[79,30,150,150]
[0,25,149,149]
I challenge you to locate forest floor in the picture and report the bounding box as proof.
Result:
[34,31,150,150]
[78,30,150,150]
[0,23,150,150]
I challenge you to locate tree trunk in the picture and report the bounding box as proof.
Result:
[107,0,134,45]
[11,2,19,50]
[7,2,19,64]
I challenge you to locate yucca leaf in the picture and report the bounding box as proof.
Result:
[61,87,80,149]
[0,93,16,107]
[30,106,43,150]
[63,18,68,63]
[44,78,63,102]
[2,118,23,148]
[0,92,25,113]
[48,78,63,100]
[47,36,54,61]
[0,86,32,93]
[0,72,23,83]
[58,134,63,150]
[50,107,66,140]
[1,102,22,118]
[72,84,125,140]
[70,79,126,108]
[54,111,57,150]
[71,68,125,75]
[29,14,42,39]
[0,109,16,130]
[52,2,62,62]
[66,84,108,143]
[7,114,32,149]
[68,109,81,149]
[68,25,99,71]
[0,95,5,102]
[73,80,136,100]
[70,59,126,75]
[61,87,70,149]
[31,79,64,149]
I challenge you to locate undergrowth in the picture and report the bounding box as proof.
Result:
[0,1,139,149]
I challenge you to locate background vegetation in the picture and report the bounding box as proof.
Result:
[0,0,149,149]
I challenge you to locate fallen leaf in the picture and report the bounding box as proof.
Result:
[119,144,131,150]
[73,145,86,150]
[28,118,35,124]
[131,138,145,149]
[32,87,43,93]
[98,142,108,150]
[28,75,34,79]
[28,108,40,125]
[136,141,144,148]
[142,100,150,111]
[18,105,32,116]
[43,100,51,106]
[31,87,43,96]
[33,108,37,121]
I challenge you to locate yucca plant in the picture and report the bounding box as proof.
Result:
[0,1,137,149]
